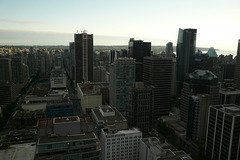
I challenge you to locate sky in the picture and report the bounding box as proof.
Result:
[0,0,240,52]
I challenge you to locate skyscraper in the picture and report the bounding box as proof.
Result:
[69,42,75,80]
[74,32,93,84]
[143,57,173,118]
[234,39,240,89]
[128,38,151,82]
[205,104,240,160]
[128,82,154,136]
[0,58,12,82]
[177,28,197,95]
[180,70,219,124]
[109,58,135,115]
[165,42,173,55]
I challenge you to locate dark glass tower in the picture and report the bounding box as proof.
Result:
[74,32,93,84]
[234,40,240,89]
[176,28,197,95]
[128,38,151,82]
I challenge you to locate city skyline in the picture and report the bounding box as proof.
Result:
[0,0,240,52]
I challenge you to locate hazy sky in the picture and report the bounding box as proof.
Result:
[0,0,240,51]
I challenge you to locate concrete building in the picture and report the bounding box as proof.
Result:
[11,54,24,83]
[77,82,102,114]
[27,53,37,77]
[91,105,128,136]
[128,82,154,136]
[143,57,173,117]
[0,81,16,106]
[36,116,100,160]
[0,58,12,82]
[93,66,107,82]
[110,58,135,115]
[205,104,240,160]
[139,137,192,160]
[68,42,75,80]
[180,70,219,125]
[101,127,142,160]
[50,67,67,90]
[219,87,240,105]
[74,32,93,84]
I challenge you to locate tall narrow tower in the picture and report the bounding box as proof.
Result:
[74,31,93,84]
[234,40,240,89]
[176,28,197,95]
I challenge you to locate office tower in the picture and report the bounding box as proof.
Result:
[74,32,93,84]
[128,38,151,82]
[206,47,218,58]
[143,57,173,118]
[165,42,173,55]
[120,49,128,57]
[180,70,219,124]
[234,40,240,89]
[11,54,24,83]
[205,104,240,160]
[27,53,37,77]
[109,58,135,115]
[176,28,197,95]
[93,66,107,82]
[69,42,75,80]
[0,58,12,82]
[101,127,142,160]
[139,137,192,160]
[187,94,212,141]
[109,50,117,64]
[0,82,16,105]
[128,82,154,136]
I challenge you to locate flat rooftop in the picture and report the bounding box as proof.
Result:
[54,116,80,124]
[38,132,96,144]
[92,106,127,123]
[212,104,240,116]
[0,143,36,160]
[103,128,141,136]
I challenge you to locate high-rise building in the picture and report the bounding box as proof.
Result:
[143,57,173,118]
[109,50,117,64]
[180,70,219,124]
[74,32,93,84]
[219,87,240,105]
[109,58,135,115]
[205,104,240,160]
[165,42,173,55]
[234,40,240,89]
[128,38,151,82]
[50,68,67,90]
[128,82,154,136]
[176,28,197,95]
[101,127,142,160]
[27,53,37,77]
[0,82,16,106]
[11,54,24,83]
[69,42,75,80]
[0,58,12,82]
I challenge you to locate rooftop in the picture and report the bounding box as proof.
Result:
[103,128,141,136]
[188,70,217,81]
[0,143,36,160]
[212,104,240,116]
[38,132,96,144]
[54,116,80,124]
[92,105,127,124]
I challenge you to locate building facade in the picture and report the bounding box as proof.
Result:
[143,57,173,117]
[205,104,240,160]
[176,28,197,95]
[128,82,154,136]
[74,32,93,84]
[101,127,142,160]
[109,58,135,115]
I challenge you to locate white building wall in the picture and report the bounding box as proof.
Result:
[101,128,142,160]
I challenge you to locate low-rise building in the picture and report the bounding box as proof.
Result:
[139,137,192,160]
